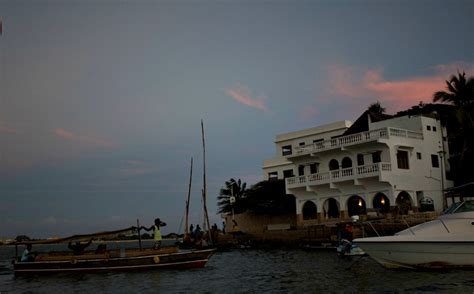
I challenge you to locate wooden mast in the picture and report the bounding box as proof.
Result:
[201,120,212,244]
[185,157,193,237]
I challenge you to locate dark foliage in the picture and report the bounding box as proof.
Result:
[244,180,296,215]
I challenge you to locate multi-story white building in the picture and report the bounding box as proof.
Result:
[263,112,452,226]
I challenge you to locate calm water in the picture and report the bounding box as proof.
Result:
[1,243,473,293]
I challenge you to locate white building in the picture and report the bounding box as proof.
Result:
[262,112,452,226]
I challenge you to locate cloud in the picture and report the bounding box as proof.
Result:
[116,160,158,177]
[40,216,57,225]
[326,62,474,112]
[299,106,320,121]
[54,128,116,148]
[225,85,269,111]
[0,121,17,134]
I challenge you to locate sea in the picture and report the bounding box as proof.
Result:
[1,241,473,294]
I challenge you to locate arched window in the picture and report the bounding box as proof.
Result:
[329,159,339,171]
[323,198,340,218]
[302,201,317,220]
[341,157,352,169]
[347,195,366,216]
[396,191,412,215]
[373,193,390,213]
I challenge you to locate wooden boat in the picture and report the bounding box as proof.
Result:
[12,227,216,275]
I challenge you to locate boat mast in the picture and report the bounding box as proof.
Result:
[201,120,212,244]
[185,157,193,236]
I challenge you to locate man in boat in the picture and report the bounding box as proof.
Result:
[141,218,167,250]
[20,244,37,262]
[68,239,92,255]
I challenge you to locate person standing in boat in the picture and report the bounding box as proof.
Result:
[142,218,167,250]
[68,239,92,255]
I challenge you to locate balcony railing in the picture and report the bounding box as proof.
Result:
[286,162,392,189]
[292,127,423,157]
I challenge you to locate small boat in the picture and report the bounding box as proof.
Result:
[336,239,366,257]
[12,227,216,275]
[354,200,474,269]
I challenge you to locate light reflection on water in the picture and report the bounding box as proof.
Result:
[1,244,474,293]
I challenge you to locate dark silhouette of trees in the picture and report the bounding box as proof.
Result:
[432,71,474,185]
[217,179,295,215]
[244,180,296,215]
[217,178,247,214]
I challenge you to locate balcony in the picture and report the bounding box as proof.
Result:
[291,127,423,158]
[286,162,392,189]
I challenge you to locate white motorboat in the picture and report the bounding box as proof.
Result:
[353,200,474,269]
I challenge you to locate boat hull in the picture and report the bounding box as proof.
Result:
[13,248,216,275]
[355,240,474,269]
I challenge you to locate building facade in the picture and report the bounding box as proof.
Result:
[262,114,452,227]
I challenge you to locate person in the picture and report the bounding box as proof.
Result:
[232,219,239,232]
[141,218,167,250]
[194,224,202,239]
[20,244,36,262]
[211,223,219,244]
[68,239,92,255]
[189,224,195,239]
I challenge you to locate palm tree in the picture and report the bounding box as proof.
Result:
[433,71,474,107]
[367,101,386,115]
[244,179,296,215]
[217,178,247,214]
[433,71,474,184]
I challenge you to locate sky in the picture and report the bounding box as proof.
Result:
[0,0,473,239]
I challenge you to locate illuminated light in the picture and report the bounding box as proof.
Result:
[381,198,385,205]
[358,199,363,207]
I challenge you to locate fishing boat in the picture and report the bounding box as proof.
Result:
[179,120,217,249]
[353,200,474,269]
[12,226,216,275]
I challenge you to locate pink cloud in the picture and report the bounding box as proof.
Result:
[326,63,474,112]
[300,106,320,121]
[54,128,116,148]
[0,121,17,134]
[225,85,269,111]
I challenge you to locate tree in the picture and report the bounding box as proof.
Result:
[433,71,474,185]
[367,101,386,115]
[244,179,296,215]
[217,178,247,214]
[15,235,31,242]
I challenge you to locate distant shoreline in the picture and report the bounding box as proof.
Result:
[0,238,181,247]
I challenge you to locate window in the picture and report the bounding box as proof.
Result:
[357,154,364,166]
[268,172,278,181]
[283,169,294,178]
[298,165,305,176]
[431,154,439,168]
[299,142,305,146]
[309,163,319,174]
[433,126,437,132]
[372,151,381,163]
[329,159,339,171]
[313,138,324,149]
[397,150,409,169]
[417,152,422,160]
[282,145,292,156]
[427,126,431,131]
[341,157,352,168]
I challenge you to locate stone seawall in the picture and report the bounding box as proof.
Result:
[218,211,440,247]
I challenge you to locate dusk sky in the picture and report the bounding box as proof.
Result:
[0,0,473,238]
